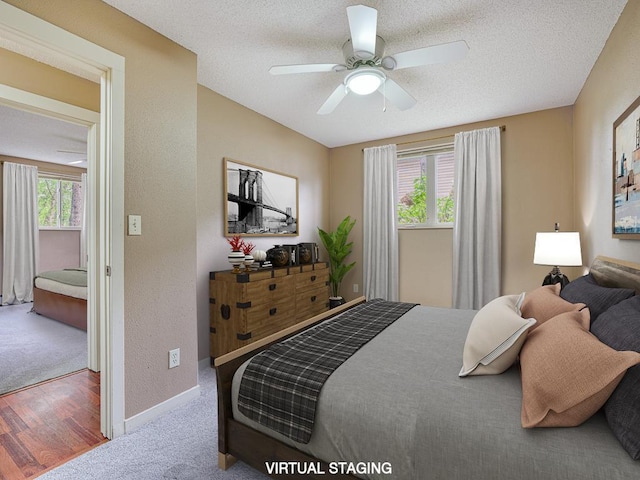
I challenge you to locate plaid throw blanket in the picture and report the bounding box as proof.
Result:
[237,299,417,443]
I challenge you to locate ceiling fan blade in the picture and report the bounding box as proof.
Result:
[379,79,416,111]
[57,149,86,154]
[346,5,377,58]
[269,63,343,75]
[317,84,348,115]
[387,40,469,70]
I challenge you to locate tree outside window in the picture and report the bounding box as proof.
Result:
[397,150,455,227]
[38,177,83,228]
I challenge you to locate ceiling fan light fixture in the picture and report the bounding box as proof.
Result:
[345,69,385,95]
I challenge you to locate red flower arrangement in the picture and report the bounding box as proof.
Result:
[241,241,255,255]
[227,235,244,252]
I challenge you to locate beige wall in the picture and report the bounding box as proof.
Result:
[39,230,81,271]
[329,106,576,307]
[574,0,640,264]
[0,47,100,111]
[5,0,199,418]
[197,85,330,360]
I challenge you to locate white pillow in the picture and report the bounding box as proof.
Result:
[459,293,536,377]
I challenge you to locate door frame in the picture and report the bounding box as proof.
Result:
[0,1,125,438]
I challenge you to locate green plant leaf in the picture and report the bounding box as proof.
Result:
[318,216,356,298]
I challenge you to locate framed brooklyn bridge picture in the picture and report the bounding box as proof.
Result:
[224,158,299,236]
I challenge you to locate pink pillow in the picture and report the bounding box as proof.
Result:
[520,309,640,428]
[520,284,585,329]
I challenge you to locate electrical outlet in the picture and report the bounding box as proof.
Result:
[169,348,180,368]
[353,283,359,293]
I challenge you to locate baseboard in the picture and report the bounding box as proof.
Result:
[198,357,210,370]
[123,383,201,434]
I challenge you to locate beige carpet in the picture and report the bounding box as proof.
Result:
[0,302,87,395]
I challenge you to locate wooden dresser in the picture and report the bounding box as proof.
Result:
[209,262,330,360]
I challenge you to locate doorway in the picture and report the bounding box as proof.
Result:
[0,101,96,393]
[0,2,125,439]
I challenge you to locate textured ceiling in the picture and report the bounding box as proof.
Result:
[102,0,628,148]
[0,104,87,167]
[0,1,628,165]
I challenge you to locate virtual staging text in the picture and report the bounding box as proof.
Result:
[265,461,393,476]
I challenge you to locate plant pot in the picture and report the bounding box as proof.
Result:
[228,250,245,273]
[243,254,254,272]
[329,296,345,309]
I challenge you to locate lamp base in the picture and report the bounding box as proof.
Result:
[541,266,570,289]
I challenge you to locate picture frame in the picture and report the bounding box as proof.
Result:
[224,158,298,236]
[613,95,640,238]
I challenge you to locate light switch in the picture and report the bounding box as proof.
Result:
[128,215,141,236]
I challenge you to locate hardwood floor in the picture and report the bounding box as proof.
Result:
[0,370,107,479]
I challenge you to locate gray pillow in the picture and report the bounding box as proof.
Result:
[591,296,640,460]
[560,273,635,325]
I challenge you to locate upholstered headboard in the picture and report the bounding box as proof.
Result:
[589,256,640,293]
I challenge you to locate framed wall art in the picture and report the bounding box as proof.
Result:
[224,158,298,236]
[613,95,640,238]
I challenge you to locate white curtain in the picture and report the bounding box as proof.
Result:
[452,127,502,309]
[363,144,399,301]
[2,162,39,305]
[80,172,87,268]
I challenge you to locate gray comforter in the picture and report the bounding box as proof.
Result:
[232,305,640,479]
[36,268,87,287]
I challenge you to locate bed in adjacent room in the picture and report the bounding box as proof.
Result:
[33,267,87,331]
[215,256,640,479]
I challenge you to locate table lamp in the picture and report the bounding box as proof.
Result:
[533,223,582,289]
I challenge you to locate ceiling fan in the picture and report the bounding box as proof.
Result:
[57,149,87,164]
[269,4,469,115]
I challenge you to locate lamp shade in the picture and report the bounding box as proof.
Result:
[533,232,582,266]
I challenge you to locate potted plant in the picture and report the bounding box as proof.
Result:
[317,216,356,308]
[241,241,255,272]
[227,235,245,273]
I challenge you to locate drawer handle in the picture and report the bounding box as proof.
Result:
[311,296,317,302]
[311,275,317,282]
[220,304,231,320]
[269,307,277,316]
[269,283,277,291]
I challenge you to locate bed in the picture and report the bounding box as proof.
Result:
[215,256,640,479]
[32,268,87,331]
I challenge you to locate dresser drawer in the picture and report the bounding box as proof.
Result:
[240,275,293,306]
[296,291,329,321]
[296,269,329,292]
[241,300,296,334]
[247,311,300,341]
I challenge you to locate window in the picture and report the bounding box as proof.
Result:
[38,176,83,229]
[397,145,455,228]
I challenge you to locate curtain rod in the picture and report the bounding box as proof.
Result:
[397,125,506,148]
[0,160,84,178]
[361,125,506,151]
